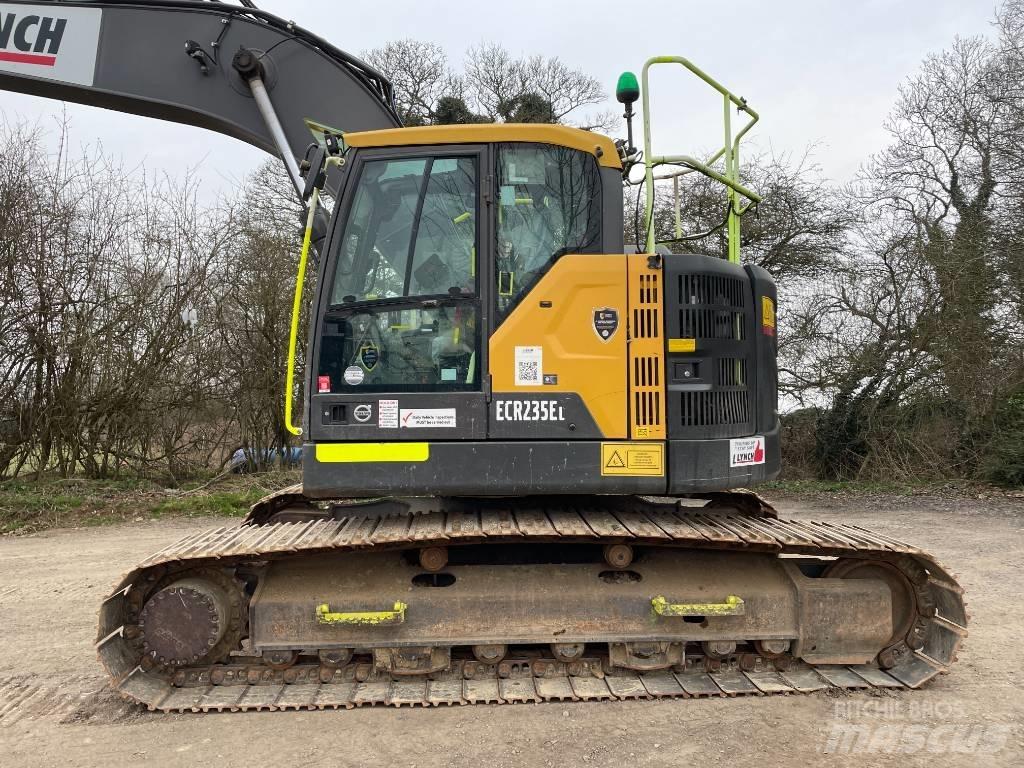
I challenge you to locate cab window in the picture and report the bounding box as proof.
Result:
[318,302,479,392]
[331,155,477,304]
[495,143,602,316]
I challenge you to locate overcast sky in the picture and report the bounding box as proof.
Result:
[0,0,1000,202]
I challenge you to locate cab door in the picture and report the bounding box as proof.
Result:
[308,145,489,442]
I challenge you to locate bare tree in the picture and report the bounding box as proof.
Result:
[364,40,608,129]
[521,54,606,122]
[362,40,461,126]
[636,150,853,281]
[217,159,305,470]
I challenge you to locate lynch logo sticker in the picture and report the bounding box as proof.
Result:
[730,436,766,467]
[593,308,619,341]
[0,4,101,86]
[495,399,565,422]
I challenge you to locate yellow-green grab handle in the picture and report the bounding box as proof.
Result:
[651,595,745,617]
[284,155,344,437]
[315,601,407,626]
[284,185,320,437]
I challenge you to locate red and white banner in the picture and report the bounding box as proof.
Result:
[0,4,101,86]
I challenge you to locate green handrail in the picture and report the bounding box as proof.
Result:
[640,56,761,263]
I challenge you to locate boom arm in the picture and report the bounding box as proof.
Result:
[0,0,401,194]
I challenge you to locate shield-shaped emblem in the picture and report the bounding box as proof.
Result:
[359,342,380,371]
[593,308,619,341]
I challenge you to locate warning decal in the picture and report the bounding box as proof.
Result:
[600,442,664,477]
[762,297,776,337]
[400,408,456,429]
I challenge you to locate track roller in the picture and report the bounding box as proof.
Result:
[318,648,353,668]
[754,639,791,658]
[264,650,298,669]
[701,640,736,660]
[551,643,586,662]
[603,543,634,568]
[419,547,448,572]
[472,644,508,663]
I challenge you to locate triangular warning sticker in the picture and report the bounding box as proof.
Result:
[606,451,626,468]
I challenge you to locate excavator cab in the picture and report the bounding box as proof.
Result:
[296,112,779,500]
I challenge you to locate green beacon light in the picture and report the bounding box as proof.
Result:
[616,71,640,156]
[616,71,640,105]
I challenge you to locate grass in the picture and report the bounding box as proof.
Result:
[0,472,300,534]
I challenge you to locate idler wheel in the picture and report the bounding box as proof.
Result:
[139,578,230,667]
[824,559,918,664]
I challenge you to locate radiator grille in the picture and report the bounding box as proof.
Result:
[627,258,665,439]
[667,266,754,438]
[678,274,746,340]
[632,272,660,339]
[679,273,745,306]
[679,390,750,427]
[717,357,747,387]
[633,354,661,387]
[632,355,662,429]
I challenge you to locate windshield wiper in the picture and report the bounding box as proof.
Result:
[327,291,474,314]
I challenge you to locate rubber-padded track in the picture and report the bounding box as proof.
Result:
[95,507,968,712]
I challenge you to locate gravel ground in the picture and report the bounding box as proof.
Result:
[0,495,1021,768]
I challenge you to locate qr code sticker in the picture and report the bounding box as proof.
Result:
[514,346,543,386]
[517,360,540,383]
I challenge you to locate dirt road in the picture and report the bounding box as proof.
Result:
[1,497,1021,768]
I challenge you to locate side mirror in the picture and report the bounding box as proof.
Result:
[301,145,328,203]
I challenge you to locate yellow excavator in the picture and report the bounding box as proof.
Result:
[0,0,965,710]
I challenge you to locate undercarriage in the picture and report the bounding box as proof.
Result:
[95,492,967,712]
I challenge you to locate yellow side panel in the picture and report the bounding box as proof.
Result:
[627,255,667,439]
[316,443,430,463]
[489,255,628,438]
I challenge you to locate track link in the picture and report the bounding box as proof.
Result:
[96,505,968,712]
